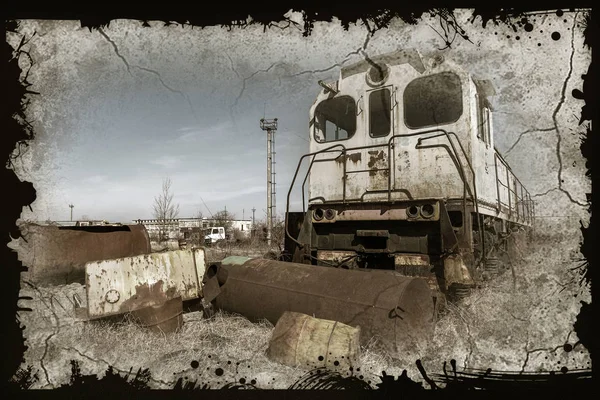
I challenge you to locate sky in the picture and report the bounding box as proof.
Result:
[7,9,591,225]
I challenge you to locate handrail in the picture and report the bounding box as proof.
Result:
[285,129,483,253]
[301,154,317,214]
[285,144,346,248]
[414,131,484,265]
[283,127,537,265]
[493,152,533,224]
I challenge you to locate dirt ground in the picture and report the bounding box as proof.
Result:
[12,228,592,389]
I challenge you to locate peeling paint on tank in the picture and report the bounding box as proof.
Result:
[84,249,207,319]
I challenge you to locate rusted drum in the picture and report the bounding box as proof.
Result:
[16,223,151,286]
[131,296,184,334]
[211,256,435,358]
[267,311,361,370]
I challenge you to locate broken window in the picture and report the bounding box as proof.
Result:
[313,95,356,143]
[404,72,463,129]
[475,92,492,146]
[369,88,392,137]
[482,107,491,145]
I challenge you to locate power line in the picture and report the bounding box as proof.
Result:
[291,132,309,143]
[199,196,214,218]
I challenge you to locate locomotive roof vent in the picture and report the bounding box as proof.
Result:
[366,62,390,87]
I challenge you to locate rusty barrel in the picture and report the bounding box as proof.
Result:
[211,256,435,358]
[18,223,151,286]
[131,296,184,334]
[267,311,361,370]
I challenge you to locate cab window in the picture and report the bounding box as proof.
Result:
[369,88,392,138]
[313,96,356,143]
[404,72,463,129]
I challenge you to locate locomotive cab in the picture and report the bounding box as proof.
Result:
[284,49,533,301]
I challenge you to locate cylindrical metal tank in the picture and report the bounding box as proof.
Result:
[131,296,184,334]
[17,223,152,286]
[266,311,361,370]
[211,256,435,357]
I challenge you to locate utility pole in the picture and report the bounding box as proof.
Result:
[69,204,74,221]
[260,118,278,247]
[251,207,256,239]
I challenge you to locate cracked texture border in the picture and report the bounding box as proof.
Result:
[2,4,587,392]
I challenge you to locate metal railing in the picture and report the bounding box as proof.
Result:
[285,129,484,260]
[493,153,534,226]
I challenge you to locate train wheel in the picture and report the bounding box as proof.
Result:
[483,256,500,280]
[448,283,472,303]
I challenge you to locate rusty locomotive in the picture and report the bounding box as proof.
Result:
[282,49,534,303]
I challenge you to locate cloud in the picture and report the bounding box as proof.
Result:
[177,126,197,133]
[82,174,107,184]
[200,185,265,202]
[149,155,184,169]
[176,120,234,143]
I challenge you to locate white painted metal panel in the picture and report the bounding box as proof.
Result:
[308,56,475,205]
[84,248,206,319]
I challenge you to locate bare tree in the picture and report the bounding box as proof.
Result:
[192,208,204,246]
[253,216,285,249]
[152,177,180,243]
[211,209,235,233]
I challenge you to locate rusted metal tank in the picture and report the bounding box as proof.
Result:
[210,256,435,357]
[131,296,184,334]
[82,249,206,320]
[266,311,361,370]
[17,223,151,286]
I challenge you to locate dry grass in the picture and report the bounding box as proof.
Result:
[18,294,409,390]
[15,228,591,390]
[17,278,428,390]
[203,242,280,264]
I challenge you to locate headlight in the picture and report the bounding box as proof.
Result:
[313,208,324,221]
[324,209,336,220]
[420,204,435,219]
[406,205,420,218]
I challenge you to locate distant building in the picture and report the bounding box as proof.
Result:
[38,220,121,227]
[133,217,253,241]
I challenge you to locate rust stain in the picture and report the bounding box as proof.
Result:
[348,152,361,163]
[367,150,385,168]
[335,152,362,164]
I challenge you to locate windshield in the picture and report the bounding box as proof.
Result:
[212,228,219,234]
[313,95,356,143]
[404,71,463,129]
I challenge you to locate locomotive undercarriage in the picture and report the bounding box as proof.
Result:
[284,199,522,304]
